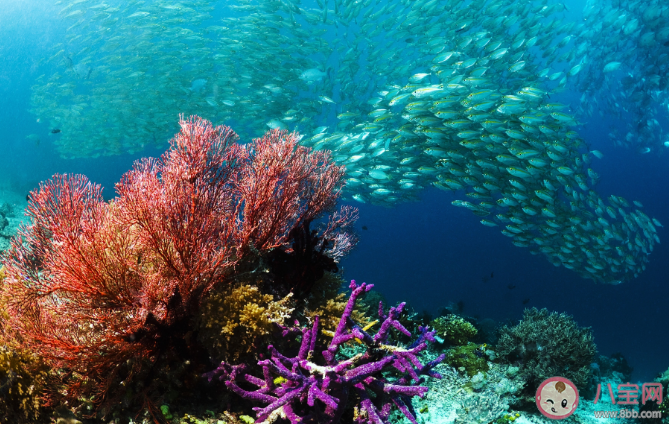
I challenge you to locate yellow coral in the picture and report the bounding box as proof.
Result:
[197,273,372,362]
[0,266,8,336]
[197,283,295,362]
[0,266,49,423]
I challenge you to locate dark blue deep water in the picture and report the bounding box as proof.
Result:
[1,0,667,395]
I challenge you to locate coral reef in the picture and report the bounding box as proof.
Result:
[204,281,445,424]
[431,315,478,346]
[641,366,669,423]
[0,116,357,419]
[657,366,669,386]
[0,345,50,424]
[455,363,526,424]
[444,343,490,377]
[658,397,669,423]
[413,361,526,424]
[455,388,509,424]
[197,283,295,362]
[597,352,633,383]
[409,363,465,423]
[454,364,525,424]
[303,271,371,344]
[0,266,50,423]
[496,308,596,395]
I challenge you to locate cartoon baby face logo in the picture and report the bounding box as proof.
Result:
[536,376,579,419]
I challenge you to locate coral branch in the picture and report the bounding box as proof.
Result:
[0,115,357,417]
[205,281,443,424]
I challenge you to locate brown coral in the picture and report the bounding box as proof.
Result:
[197,283,295,362]
[0,266,50,423]
[0,345,50,424]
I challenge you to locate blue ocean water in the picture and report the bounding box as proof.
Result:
[0,0,667,397]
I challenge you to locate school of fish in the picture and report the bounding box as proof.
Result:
[29,0,664,284]
[567,0,669,154]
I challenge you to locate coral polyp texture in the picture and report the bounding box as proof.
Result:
[0,267,50,424]
[496,307,596,392]
[204,281,445,424]
[0,115,358,418]
[197,283,296,362]
[431,315,478,346]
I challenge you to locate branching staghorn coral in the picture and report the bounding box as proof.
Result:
[304,272,372,344]
[204,281,445,424]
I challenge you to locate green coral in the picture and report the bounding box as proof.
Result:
[496,307,596,391]
[431,315,478,345]
[161,404,174,420]
[493,412,522,423]
[444,343,489,377]
[658,396,668,416]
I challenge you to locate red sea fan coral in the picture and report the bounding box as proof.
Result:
[0,115,357,417]
[233,128,346,252]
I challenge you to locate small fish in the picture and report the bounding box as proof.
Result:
[266,119,287,130]
[508,61,526,72]
[51,128,61,134]
[412,86,444,98]
[300,68,328,83]
[409,73,431,83]
[362,225,368,230]
[337,112,360,120]
[507,284,516,290]
[522,298,530,305]
[568,63,583,77]
[603,62,621,73]
[319,95,335,104]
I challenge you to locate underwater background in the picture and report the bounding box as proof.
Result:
[1,0,669,422]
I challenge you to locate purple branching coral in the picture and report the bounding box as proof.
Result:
[203,281,445,424]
